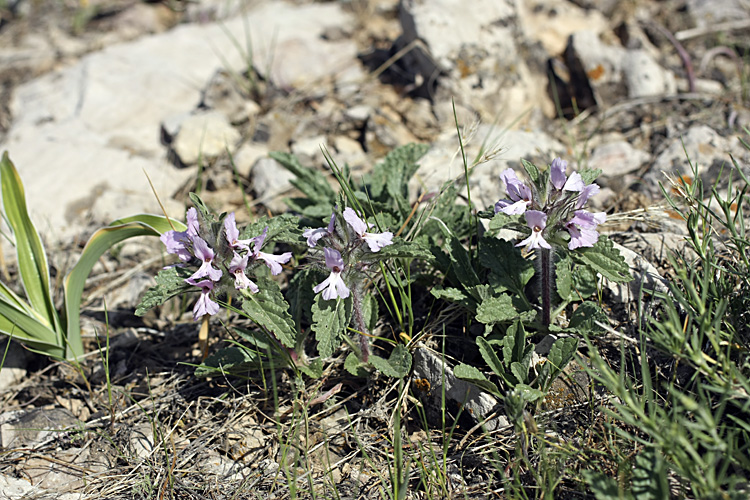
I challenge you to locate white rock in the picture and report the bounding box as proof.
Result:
[171,110,241,166]
[291,134,329,167]
[623,50,676,98]
[333,135,367,169]
[589,140,649,178]
[250,157,296,213]
[0,473,83,500]
[0,1,356,241]
[232,142,269,178]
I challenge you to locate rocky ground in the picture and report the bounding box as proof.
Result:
[1,0,749,498]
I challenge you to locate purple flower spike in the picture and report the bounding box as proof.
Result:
[314,248,350,300]
[496,169,533,215]
[303,212,336,247]
[566,210,606,250]
[187,278,220,320]
[517,210,551,251]
[563,172,585,192]
[228,252,259,293]
[248,226,292,275]
[189,237,223,282]
[343,207,393,252]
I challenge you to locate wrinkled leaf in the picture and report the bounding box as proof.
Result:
[575,236,631,283]
[312,295,351,358]
[369,345,412,378]
[241,277,298,348]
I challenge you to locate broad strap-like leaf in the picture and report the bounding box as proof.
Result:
[0,300,65,358]
[63,214,183,360]
[0,152,60,334]
[453,363,501,397]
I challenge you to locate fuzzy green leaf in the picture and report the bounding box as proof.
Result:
[430,286,477,310]
[241,277,298,348]
[547,337,578,376]
[555,254,573,301]
[520,159,540,184]
[632,447,670,500]
[446,235,480,287]
[135,267,192,316]
[298,358,324,379]
[476,337,503,378]
[287,268,320,329]
[453,363,500,396]
[579,168,603,185]
[575,235,631,283]
[241,213,303,246]
[344,352,369,377]
[476,294,521,325]
[376,239,433,261]
[270,151,336,204]
[312,295,351,358]
[568,302,608,334]
[582,470,626,500]
[369,345,412,378]
[479,237,534,294]
[510,361,528,385]
[195,346,259,378]
[513,383,544,402]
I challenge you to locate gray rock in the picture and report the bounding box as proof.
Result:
[290,134,328,168]
[606,242,669,304]
[250,157,296,213]
[643,125,750,199]
[412,346,508,431]
[232,141,269,178]
[623,50,676,98]
[171,110,241,166]
[589,139,649,179]
[0,408,80,448]
[686,0,750,28]
[333,135,367,169]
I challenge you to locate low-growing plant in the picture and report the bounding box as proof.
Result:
[0,152,181,360]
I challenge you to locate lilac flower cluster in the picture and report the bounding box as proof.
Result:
[161,208,292,320]
[303,207,393,301]
[494,158,606,251]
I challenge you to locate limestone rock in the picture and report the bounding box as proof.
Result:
[171,110,241,166]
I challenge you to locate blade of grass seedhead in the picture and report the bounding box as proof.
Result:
[0,152,61,336]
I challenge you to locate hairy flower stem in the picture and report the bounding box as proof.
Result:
[540,248,553,327]
[350,282,370,362]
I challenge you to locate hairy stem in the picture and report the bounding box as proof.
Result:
[350,282,370,362]
[541,248,553,327]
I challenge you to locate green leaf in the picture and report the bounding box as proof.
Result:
[298,358,324,379]
[430,286,477,310]
[579,168,603,186]
[369,345,412,378]
[476,337,503,377]
[195,345,260,378]
[445,235,480,287]
[240,213,303,246]
[502,322,527,364]
[572,263,599,298]
[632,448,669,500]
[476,294,522,325]
[574,235,632,283]
[453,363,500,396]
[510,361,528,385]
[63,214,181,359]
[344,352,369,377]
[312,294,351,358]
[547,337,578,377]
[0,300,65,358]
[135,266,192,316]
[512,383,544,402]
[287,268,319,329]
[582,470,626,500]
[568,302,608,334]
[479,237,535,294]
[271,151,336,204]
[520,159,540,184]
[555,254,573,301]
[0,152,59,335]
[240,277,298,348]
[376,239,433,261]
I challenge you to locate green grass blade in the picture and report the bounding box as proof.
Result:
[62,215,179,360]
[0,152,60,333]
[0,299,65,358]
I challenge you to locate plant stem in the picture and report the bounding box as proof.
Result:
[541,248,553,327]
[351,282,370,362]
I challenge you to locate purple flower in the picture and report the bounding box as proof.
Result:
[517,210,552,251]
[550,157,584,192]
[189,236,223,282]
[251,226,292,275]
[313,248,350,300]
[186,278,220,320]
[160,207,201,262]
[303,212,336,247]
[566,210,606,250]
[228,252,259,293]
[495,169,533,215]
[576,182,601,209]
[343,207,393,252]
